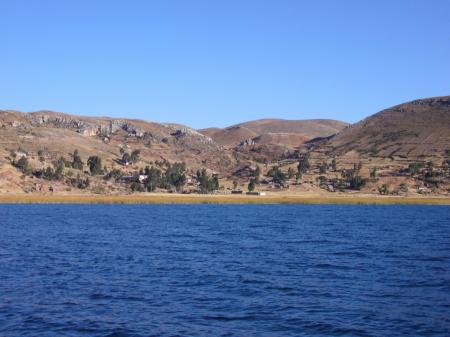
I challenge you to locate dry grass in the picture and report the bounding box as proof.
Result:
[0,193,449,205]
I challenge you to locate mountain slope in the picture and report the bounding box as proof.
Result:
[1,97,449,196]
[320,96,450,158]
[198,126,258,147]
[0,110,234,173]
[199,119,348,147]
[237,118,348,136]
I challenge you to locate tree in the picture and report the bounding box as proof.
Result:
[354,161,362,172]
[331,158,337,172]
[197,169,210,193]
[295,172,301,184]
[69,173,90,189]
[370,167,377,180]
[297,153,310,174]
[15,156,29,173]
[72,150,83,170]
[318,162,327,174]
[164,162,187,192]
[408,162,425,175]
[342,168,367,190]
[348,175,366,190]
[144,166,162,192]
[211,174,219,190]
[87,156,102,175]
[248,179,256,192]
[196,168,219,193]
[267,166,286,184]
[54,158,65,179]
[43,167,54,180]
[253,165,261,179]
[121,152,131,165]
[288,167,295,179]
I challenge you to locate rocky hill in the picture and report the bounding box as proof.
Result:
[0,110,234,186]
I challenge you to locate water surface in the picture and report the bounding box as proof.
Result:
[0,205,449,336]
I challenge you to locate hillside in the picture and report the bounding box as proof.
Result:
[0,110,239,193]
[316,96,450,159]
[0,97,449,196]
[199,119,348,147]
[237,118,348,136]
[198,126,258,147]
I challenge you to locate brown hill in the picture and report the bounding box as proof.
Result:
[1,97,449,196]
[0,110,234,175]
[199,119,348,147]
[319,96,450,159]
[237,118,348,136]
[252,133,310,147]
[198,126,258,147]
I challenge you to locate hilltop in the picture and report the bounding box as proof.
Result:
[316,96,450,159]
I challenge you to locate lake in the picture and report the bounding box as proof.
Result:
[0,205,449,336]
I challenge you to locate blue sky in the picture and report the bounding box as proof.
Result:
[1,0,449,128]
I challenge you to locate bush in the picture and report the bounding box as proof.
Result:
[14,156,29,173]
[267,166,286,184]
[72,150,83,170]
[69,174,90,189]
[342,168,366,190]
[318,162,327,174]
[378,184,390,195]
[399,183,408,193]
[130,181,144,192]
[130,150,140,163]
[253,165,261,179]
[408,162,425,175]
[105,168,123,182]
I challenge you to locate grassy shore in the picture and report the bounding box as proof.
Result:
[0,193,449,205]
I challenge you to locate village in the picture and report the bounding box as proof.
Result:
[6,144,450,197]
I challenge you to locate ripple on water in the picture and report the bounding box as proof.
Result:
[0,204,449,337]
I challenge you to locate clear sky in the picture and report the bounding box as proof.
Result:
[1,0,449,128]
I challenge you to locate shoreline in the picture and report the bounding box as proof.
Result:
[0,193,449,205]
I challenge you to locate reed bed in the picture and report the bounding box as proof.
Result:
[0,193,449,205]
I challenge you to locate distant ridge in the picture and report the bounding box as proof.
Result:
[199,118,348,147]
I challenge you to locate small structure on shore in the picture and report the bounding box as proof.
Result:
[246,191,266,196]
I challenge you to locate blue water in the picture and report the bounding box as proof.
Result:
[0,205,449,337]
